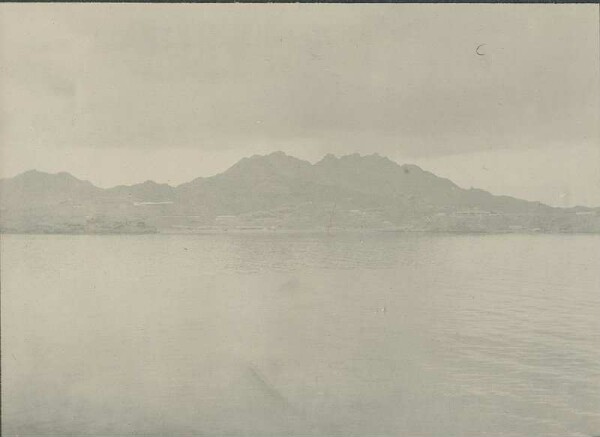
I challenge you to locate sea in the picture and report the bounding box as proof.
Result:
[1,233,599,437]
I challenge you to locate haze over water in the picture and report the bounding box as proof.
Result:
[2,233,600,437]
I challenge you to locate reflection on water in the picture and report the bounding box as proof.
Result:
[2,233,600,437]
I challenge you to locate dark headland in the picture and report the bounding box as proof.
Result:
[1,152,599,235]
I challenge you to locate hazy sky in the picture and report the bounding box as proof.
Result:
[1,4,598,207]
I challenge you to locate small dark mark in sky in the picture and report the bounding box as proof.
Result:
[476,44,486,56]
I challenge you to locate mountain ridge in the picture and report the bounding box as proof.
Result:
[1,152,599,234]
[1,153,593,209]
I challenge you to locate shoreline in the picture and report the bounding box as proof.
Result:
[2,228,600,236]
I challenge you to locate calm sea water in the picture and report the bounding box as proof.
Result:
[2,233,599,437]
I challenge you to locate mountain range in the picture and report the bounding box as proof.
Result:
[1,152,599,234]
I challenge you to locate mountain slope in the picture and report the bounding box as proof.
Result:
[107,180,175,203]
[176,152,381,215]
[1,152,597,233]
[0,170,102,209]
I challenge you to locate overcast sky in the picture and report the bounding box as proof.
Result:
[0,4,598,207]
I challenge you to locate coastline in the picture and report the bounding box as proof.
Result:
[3,228,600,236]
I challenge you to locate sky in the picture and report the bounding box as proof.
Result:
[0,4,598,207]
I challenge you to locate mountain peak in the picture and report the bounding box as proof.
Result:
[267,151,288,158]
[315,153,399,170]
[399,163,425,173]
[22,169,45,175]
[230,152,310,168]
[140,180,167,187]
[317,153,339,164]
[18,169,54,178]
[220,152,312,182]
[10,169,89,184]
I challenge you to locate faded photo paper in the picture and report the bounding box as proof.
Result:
[1,3,599,437]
